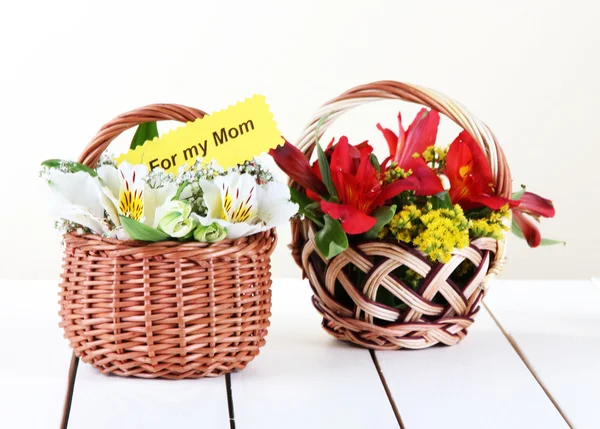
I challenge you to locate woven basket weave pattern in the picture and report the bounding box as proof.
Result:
[290,81,511,350]
[58,104,277,378]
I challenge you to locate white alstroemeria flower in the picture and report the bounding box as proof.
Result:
[44,170,115,235]
[97,161,177,228]
[195,172,298,239]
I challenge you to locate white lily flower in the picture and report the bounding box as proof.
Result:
[44,170,115,235]
[97,161,177,228]
[195,172,298,239]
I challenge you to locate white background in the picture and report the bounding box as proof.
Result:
[0,0,598,281]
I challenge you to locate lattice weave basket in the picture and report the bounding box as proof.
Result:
[290,81,512,350]
[59,104,277,379]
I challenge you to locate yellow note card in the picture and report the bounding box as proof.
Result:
[116,95,284,173]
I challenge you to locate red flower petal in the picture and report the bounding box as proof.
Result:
[517,192,555,218]
[407,162,444,196]
[355,140,374,158]
[269,141,327,197]
[446,130,509,209]
[376,113,404,160]
[513,211,542,247]
[330,136,358,177]
[374,176,420,207]
[355,154,381,192]
[400,109,440,166]
[468,194,515,211]
[320,200,377,234]
[451,130,494,190]
[445,133,472,189]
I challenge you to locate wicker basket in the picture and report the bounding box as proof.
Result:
[59,104,277,379]
[290,81,512,350]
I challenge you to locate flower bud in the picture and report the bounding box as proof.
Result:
[193,222,227,243]
[156,200,197,238]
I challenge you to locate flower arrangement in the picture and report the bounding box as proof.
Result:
[271,108,559,276]
[41,124,298,243]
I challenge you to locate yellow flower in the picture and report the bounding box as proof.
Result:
[469,204,510,240]
[405,268,423,288]
[422,145,448,165]
[386,204,422,242]
[413,205,471,263]
[383,164,412,184]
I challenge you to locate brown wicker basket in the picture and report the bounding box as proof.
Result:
[290,81,512,350]
[59,104,277,379]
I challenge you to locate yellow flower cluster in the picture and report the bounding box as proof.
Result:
[383,164,412,184]
[422,145,448,164]
[414,205,470,263]
[379,203,422,242]
[381,203,472,263]
[412,145,448,170]
[469,204,510,240]
[404,268,423,289]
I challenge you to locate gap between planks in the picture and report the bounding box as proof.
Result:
[60,353,79,429]
[225,373,236,429]
[369,350,406,429]
[482,301,574,429]
[60,356,234,429]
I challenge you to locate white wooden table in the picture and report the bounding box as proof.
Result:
[1,278,597,429]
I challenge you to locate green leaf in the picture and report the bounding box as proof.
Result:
[430,191,453,210]
[511,219,565,246]
[315,115,337,199]
[363,205,396,239]
[465,206,492,219]
[314,215,348,259]
[120,216,170,242]
[512,185,526,200]
[370,153,381,174]
[41,159,97,177]
[290,186,313,208]
[290,187,324,227]
[130,122,159,150]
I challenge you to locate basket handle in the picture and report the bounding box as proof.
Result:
[292,81,512,199]
[77,104,208,168]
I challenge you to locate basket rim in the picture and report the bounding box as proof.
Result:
[63,228,277,259]
[64,228,275,245]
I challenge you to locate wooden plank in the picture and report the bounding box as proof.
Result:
[68,351,230,428]
[485,279,600,429]
[376,301,568,428]
[0,280,73,429]
[231,279,399,429]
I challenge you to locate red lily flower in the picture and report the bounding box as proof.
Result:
[304,137,373,201]
[269,141,328,197]
[377,109,444,196]
[320,137,419,234]
[512,192,556,247]
[445,130,517,210]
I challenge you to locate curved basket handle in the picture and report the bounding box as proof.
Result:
[77,104,208,168]
[293,81,512,199]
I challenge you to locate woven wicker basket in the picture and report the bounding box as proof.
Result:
[290,81,512,350]
[59,104,277,379]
